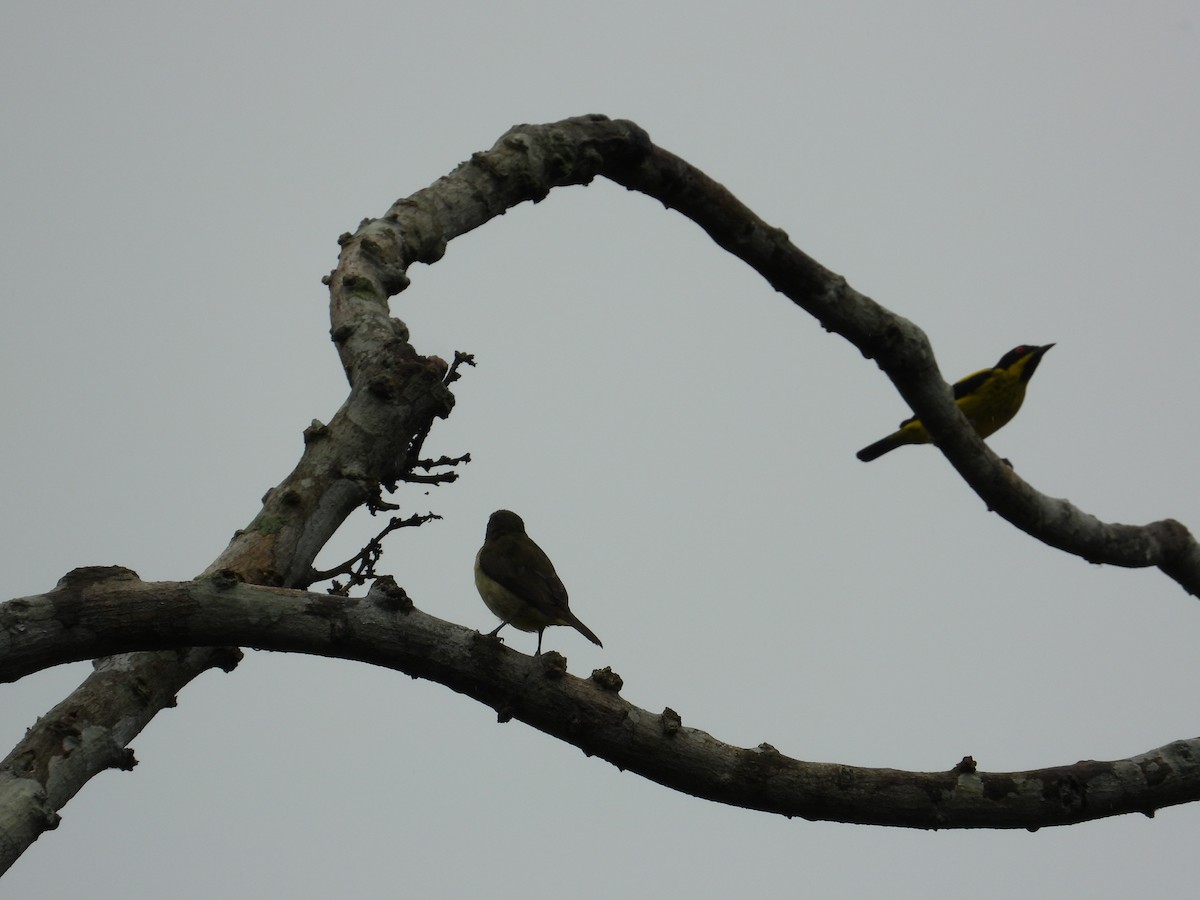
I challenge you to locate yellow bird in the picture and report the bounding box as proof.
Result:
[857,344,1054,462]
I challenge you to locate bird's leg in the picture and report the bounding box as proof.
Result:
[535,628,544,656]
[487,622,508,638]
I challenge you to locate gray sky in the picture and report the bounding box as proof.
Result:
[4,2,1200,897]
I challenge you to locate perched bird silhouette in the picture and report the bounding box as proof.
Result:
[857,344,1054,462]
[474,509,602,655]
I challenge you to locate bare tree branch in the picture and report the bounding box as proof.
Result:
[2,567,1197,840]
[338,113,1200,592]
[5,114,1198,873]
[591,130,1200,593]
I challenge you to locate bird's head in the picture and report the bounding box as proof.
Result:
[996,343,1054,381]
[486,509,526,539]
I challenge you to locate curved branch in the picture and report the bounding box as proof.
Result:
[2,568,1197,839]
[592,128,1200,593]
[0,633,239,876]
[324,114,1199,593]
[8,114,1197,873]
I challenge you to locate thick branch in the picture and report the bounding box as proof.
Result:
[9,114,1197,871]
[0,637,238,875]
[592,134,1200,594]
[327,114,1200,594]
[2,568,1197,836]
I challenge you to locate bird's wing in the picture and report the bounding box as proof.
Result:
[951,367,996,400]
[477,534,569,617]
[892,366,997,429]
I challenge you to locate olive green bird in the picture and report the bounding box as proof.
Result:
[857,344,1054,462]
[474,509,602,655]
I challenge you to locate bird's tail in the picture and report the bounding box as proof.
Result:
[856,430,913,462]
[564,612,603,647]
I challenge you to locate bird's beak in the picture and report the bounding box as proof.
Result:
[1023,343,1054,379]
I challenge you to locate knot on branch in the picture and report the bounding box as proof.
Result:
[55,567,140,589]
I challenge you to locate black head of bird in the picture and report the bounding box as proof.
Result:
[474,509,602,655]
[856,343,1054,462]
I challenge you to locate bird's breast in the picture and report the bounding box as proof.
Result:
[475,549,552,632]
[959,374,1028,438]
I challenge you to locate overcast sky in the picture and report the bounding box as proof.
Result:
[4,2,1200,897]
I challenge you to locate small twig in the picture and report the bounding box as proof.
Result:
[444,351,476,385]
[365,486,401,514]
[400,452,471,485]
[415,452,472,471]
[309,512,442,594]
[402,470,461,486]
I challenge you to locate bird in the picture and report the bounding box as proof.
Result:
[474,509,602,655]
[857,343,1054,462]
